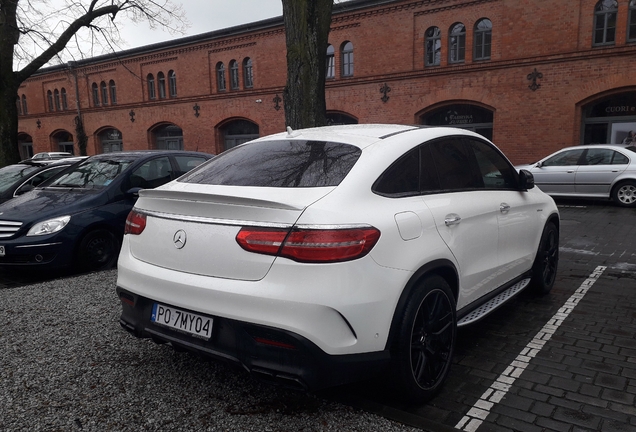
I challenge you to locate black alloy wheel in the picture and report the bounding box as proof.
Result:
[392,275,456,402]
[78,229,119,271]
[531,222,558,294]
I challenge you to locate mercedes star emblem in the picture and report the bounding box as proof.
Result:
[173,230,187,249]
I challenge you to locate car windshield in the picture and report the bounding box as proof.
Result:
[47,158,134,189]
[180,140,361,187]
[625,146,636,154]
[0,164,41,193]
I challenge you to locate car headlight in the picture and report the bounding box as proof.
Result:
[27,216,71,236]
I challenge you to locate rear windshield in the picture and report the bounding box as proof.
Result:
[180,140,361,187]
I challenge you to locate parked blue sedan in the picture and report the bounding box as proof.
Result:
[0,151,211,271]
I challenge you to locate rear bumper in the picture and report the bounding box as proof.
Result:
[116,287,390,390]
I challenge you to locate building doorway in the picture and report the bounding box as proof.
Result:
[220,119,259,151]
[419,104,494,140]
[582,92,636,145]
[154,124,184,150]
[98,128,124,153]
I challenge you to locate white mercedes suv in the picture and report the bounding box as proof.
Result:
[116,124,559,401]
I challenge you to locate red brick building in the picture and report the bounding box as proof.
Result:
[15,0,636,164]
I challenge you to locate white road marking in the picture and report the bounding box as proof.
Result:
[455,266,607,432]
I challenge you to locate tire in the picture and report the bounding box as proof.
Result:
[612,181,636,208]
[77,229,119,271]
[391,275,456,402]
[530,222,558,295]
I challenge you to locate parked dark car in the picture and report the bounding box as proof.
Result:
[0,151,211,271]
[0,157,86,204]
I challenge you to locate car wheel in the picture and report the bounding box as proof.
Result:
[391,275,456,402]
[530,222,558,295]
[612,181,636,207]
[77,229,119,271]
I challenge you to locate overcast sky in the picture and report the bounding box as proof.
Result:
[119,1,283,50]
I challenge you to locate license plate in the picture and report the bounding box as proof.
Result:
[0,246,4,257]
[151,303,213,340]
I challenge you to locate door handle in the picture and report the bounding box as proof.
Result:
[444,214,462,226]
[500,203,511,213]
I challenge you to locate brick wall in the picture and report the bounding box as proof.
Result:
[16,0,636,164]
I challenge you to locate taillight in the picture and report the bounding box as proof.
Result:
[236,226,380,263]
[125,210,147,235]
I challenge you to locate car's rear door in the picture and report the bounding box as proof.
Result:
[574,148,629,196]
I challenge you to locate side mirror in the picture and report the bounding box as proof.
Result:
[519,169,535,190]
[535,161,543,168]
[15,184,34,195]
[126,187,143,197]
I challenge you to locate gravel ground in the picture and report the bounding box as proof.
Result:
[0,270,419,432]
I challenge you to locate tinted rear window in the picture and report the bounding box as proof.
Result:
[180,140,361,187]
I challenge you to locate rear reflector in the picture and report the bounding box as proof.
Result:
[125,210,147,235]
[236,226,380,263]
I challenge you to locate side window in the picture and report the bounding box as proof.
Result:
[174,156,208,176]
[129,157,173,189]
[372,147,420,197]
[468,139,518,189]
[583,148,613,165]
[542,149,584,166]
[611,151,629,165]
[15,167,67,195]
[429,138,483,190]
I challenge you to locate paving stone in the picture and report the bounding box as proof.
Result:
[535,416,573,432]
[553,407,601,429]
[601,388,635,405]
[594,373,628,390]
[601,420,636,432]
[548,376,581,392]
[564,391,608,408]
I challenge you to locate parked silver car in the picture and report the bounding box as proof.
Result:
[516,145,636,207]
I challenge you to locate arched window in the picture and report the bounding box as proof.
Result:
[425,27,441,66]
[147,74,156,100]
[341,41,354,77]
[230,60,239,90]
[61,88,68,110]
[158,72,166,99]
[216,62,226,92]
[243,59,253,88]
[100,81,108,106]
[16,96,22,115]
[54,89,61,111]
[47,90,54,112]
[449,23,466,63]
[474,19,492,61]
[326,45,335,78]
[168,70,177,97]
[92,83,100,106]
[109,80,117,104]
[629,0,636,41]
[21,95,28,115]
[593,0,617,46]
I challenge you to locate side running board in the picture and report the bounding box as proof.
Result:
[457,278,531,327]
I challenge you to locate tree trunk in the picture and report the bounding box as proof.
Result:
[282,0,333,130]
[0,0,22,165]
[0,77,21,166]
